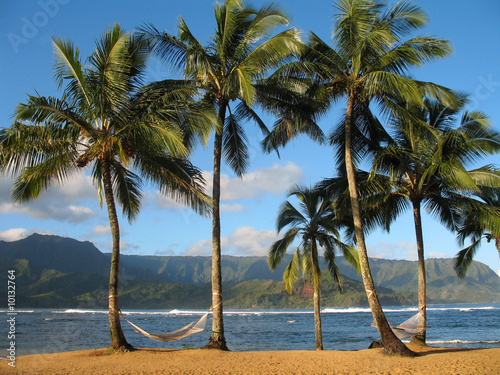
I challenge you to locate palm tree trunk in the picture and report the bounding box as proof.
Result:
[411,200,427,345]
[206,102,228,350]
[311,241,323,350]
[102,158,132,351]
[344,92,413,356]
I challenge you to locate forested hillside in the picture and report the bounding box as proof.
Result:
[1,234,498,308]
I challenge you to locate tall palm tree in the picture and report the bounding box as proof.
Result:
[0,25,211,351]
[368,96,500,344]
[455,186,500,278]
[268,185,359,350]
[264,0,452,356]
[139,0,301,349]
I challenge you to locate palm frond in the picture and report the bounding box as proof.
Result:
[137,22,188,71]
[134,152,211,217]
[454,240,481,279]
[268,227,301,270]
[283,248,302,294]
[110,159,142,222]
[11,150,78,202]
[222,107,249,177]
[52,36,91,107]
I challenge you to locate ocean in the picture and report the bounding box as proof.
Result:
[3,304,499,356]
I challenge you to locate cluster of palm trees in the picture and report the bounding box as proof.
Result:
[1,0,499,357]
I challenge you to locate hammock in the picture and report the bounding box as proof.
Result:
[119,311,209,343]
[371,312,429,339]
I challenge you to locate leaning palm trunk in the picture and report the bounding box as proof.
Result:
[344,94,413,356]
[206,105,228,350]
[102,159,132,351]
[411,201,427,344]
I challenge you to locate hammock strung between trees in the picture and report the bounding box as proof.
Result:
[119,311,209,343]
[371,312,429,339]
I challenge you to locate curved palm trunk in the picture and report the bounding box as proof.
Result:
[311,241,323,350]
[411,200,427,345]
[344,93,413,356]
[102,158,132,351]
[206,103,228,350]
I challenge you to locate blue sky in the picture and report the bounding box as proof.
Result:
[1,0,500,275]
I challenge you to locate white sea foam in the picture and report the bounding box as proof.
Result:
[427,339,500,345]
[322,307,372,314]
[45,305,500,316]
[53,309,108,314]
[427,306,499,312]
[322,307,419,314]
[167,309,205,315]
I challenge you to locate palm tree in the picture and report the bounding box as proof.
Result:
[0,25,211,351]
[368,95,500,343]
[455,186,500,278]
[264,0,452,356]
[268,185,359,350]
[139,0,301,349]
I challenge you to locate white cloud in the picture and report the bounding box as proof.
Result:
[149,163,302,213]
[154,248,176,256]
[224,226,280,256]
[153,193,187,210]
[428,251,447,259]
[89,239,138,254]
[0,201,97,223]
[0,173,97,223]
[0,228,56,242]
[0,228,32,242]
[185,226,280,257]
[406,251,418,261]
[92,224,111,237]
[221,203,246,213]
[184,239,213,256]
[203,162,303,202]
[368,241,417,260]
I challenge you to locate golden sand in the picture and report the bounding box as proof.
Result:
[2,344,499,375]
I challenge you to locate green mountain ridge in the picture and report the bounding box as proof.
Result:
[0,233,499,308]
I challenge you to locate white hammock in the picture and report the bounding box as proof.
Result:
[120,311,209,343]
[371,312,429,339]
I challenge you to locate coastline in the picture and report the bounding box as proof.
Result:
[3,344,500,375]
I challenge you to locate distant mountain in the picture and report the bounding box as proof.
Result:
[1,233,499,308]
[0,234,110,277]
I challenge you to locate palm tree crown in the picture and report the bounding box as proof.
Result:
[455,187,500,278]
[139,0,302,350]
[269,185,359,350]
[366,94,500,343]
[0,24,210,350]
[262,0,453,356]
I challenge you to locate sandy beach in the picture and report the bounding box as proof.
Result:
[2,344,499,375]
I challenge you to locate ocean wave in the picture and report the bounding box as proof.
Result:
[322,307,372,314]
[167,309,205,315]
[225,310,314,316]
[427,306,499,312]
[0,310,34,313]
[25,304,500,316]
[427,339,500,345]
[322,307,419,314]
[53,309,108,314]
